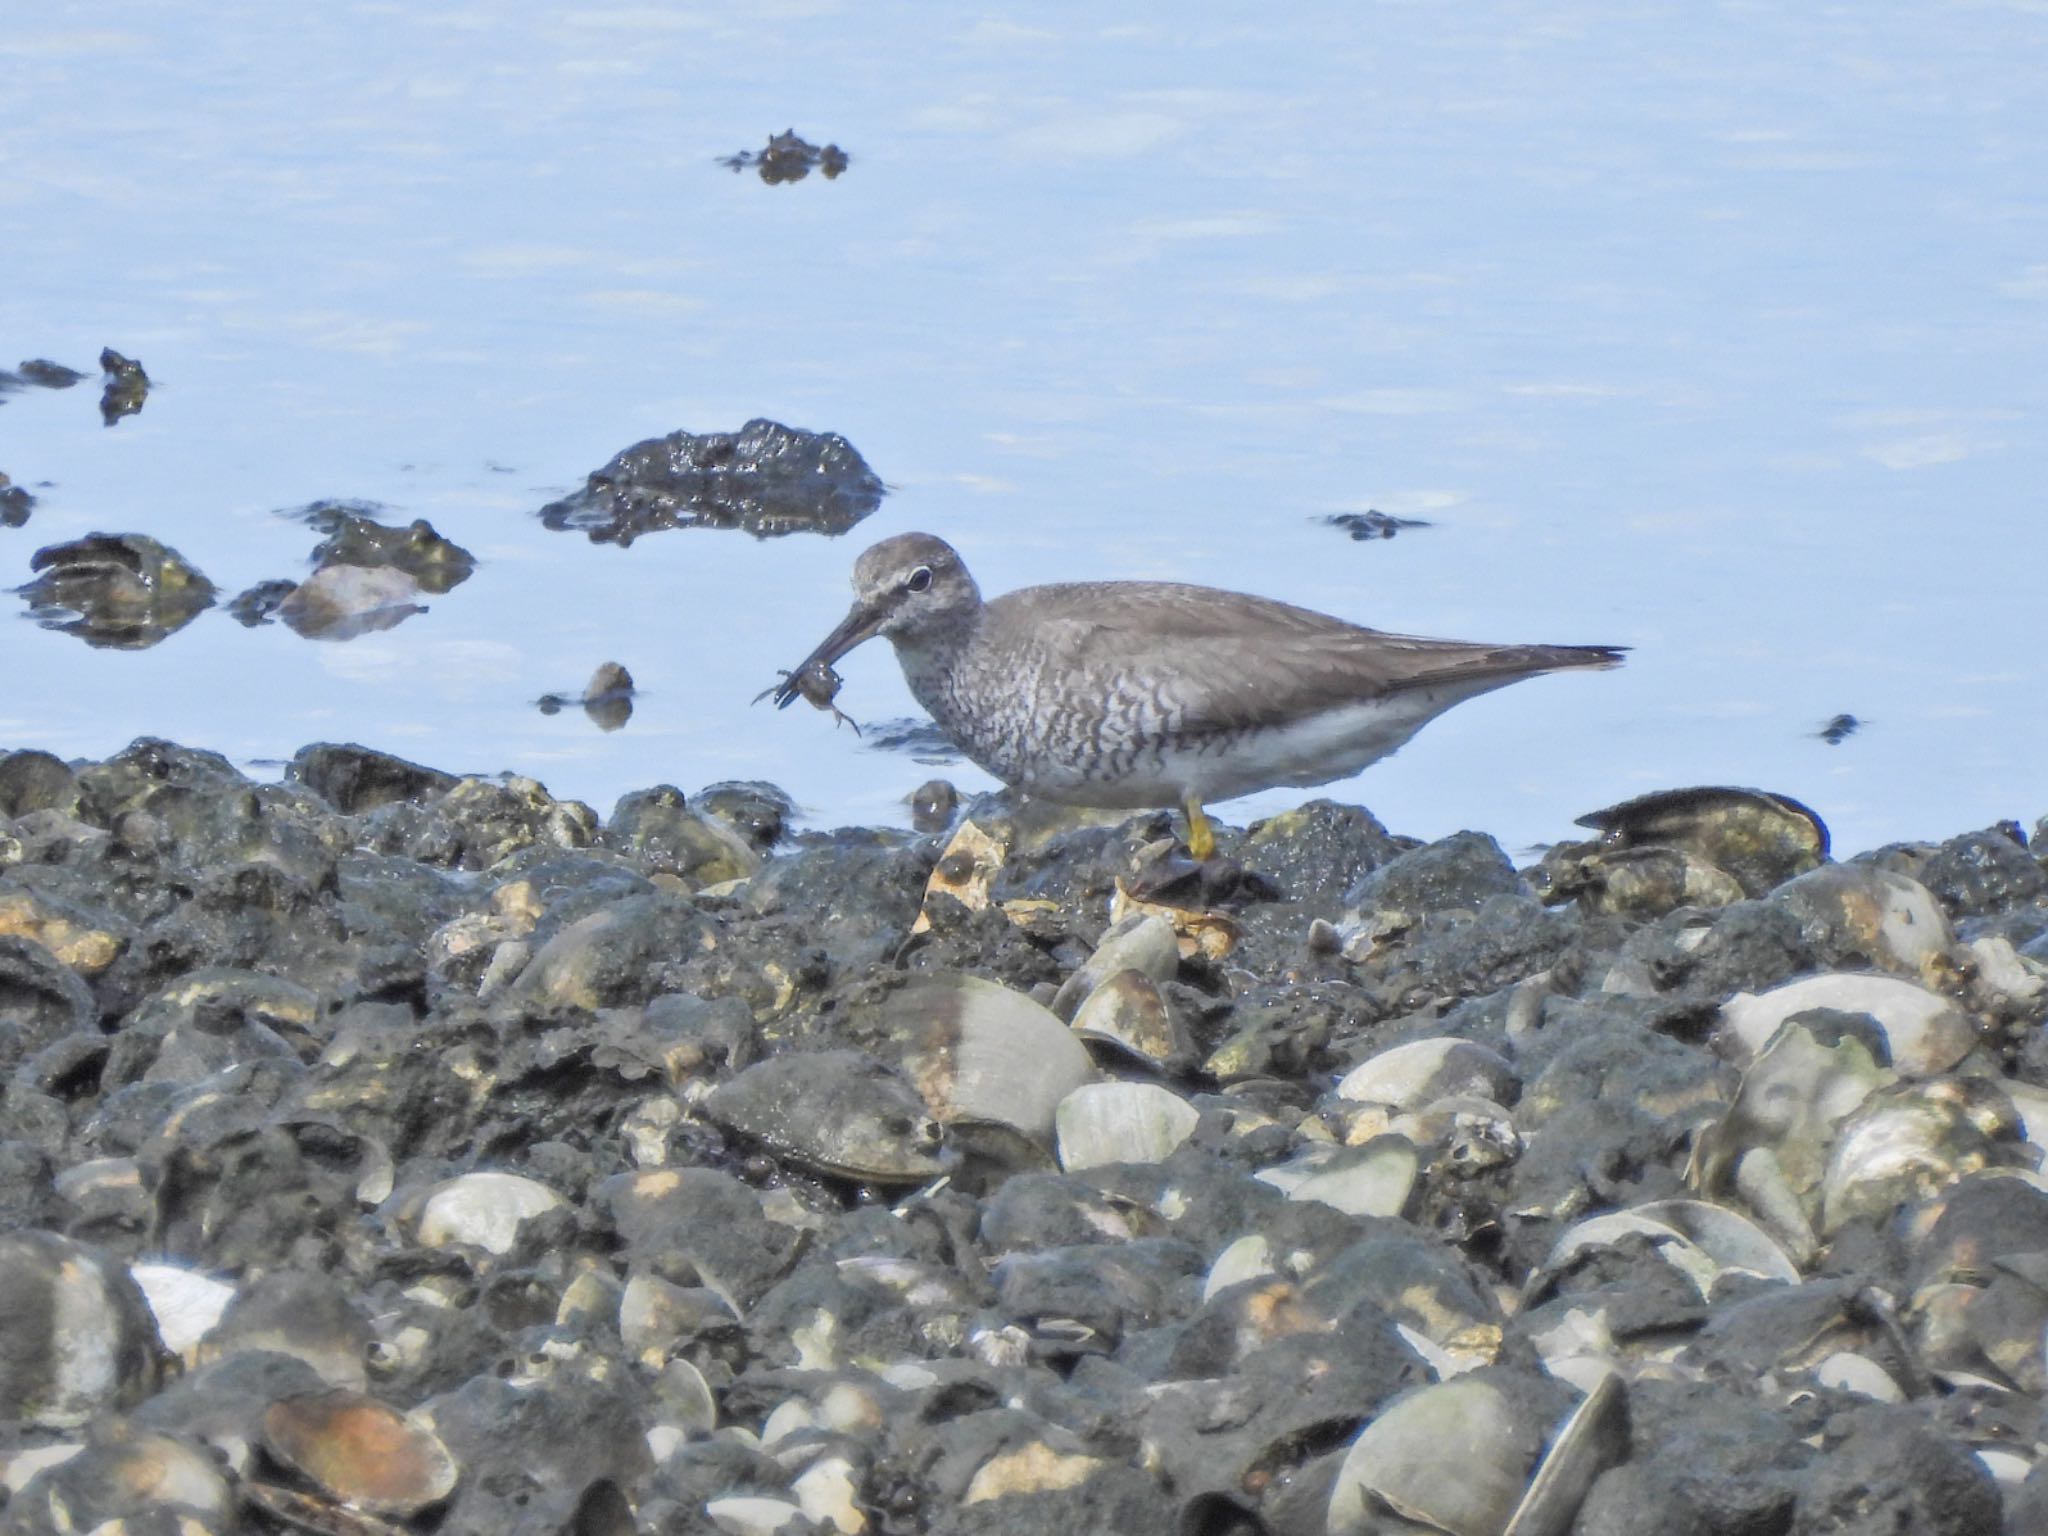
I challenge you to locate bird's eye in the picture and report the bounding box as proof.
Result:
[906,566,933,593]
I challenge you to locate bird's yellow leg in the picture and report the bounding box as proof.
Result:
[1183,796,1216,861]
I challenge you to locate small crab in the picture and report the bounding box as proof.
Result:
[755,657,861,734]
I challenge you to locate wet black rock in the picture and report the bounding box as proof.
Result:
[288,741,462,815]
[695,780,796,853]
[1239,800,1407,911]
[1791,1402,2002,1535]
[304,508,477,593]
[603,786,758,886]
[3,744,2046,1535]
[17,359,87,388]
[1322,509,1430,541]
[540,661,637,732]
[231,502,476,641]
[98,347,149,425]
[538,418,885,544]
[224,576,299,625]
[0,470,33,526]
[18,533,217,649]
[0,748,77,817]
[719,128,851,183]
[1877,823,2048,925]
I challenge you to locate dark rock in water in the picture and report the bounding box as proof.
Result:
[288,741,461,814]
[0,747,78,817]
[236,503,475,641]
[224,576,299,625]
[276,561,430,639]
[1323,509,1431,541]
[1816,712,1861,745]
[98,346,149,425]
[304,508,477,593]
[581,660,636,732]
[1790,1403,2001,1535]
[17,358,87,388]
[719,128,851,183]
[538,418,885,544]
[0,470,33,526]
[18,533,217,649]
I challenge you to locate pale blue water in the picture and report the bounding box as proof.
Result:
[3,2,2043,857]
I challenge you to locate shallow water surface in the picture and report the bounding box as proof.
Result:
[3,2,2043,855]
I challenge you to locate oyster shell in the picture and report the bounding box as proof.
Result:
[262,1388,459,1515]
[702,1050,950,1183]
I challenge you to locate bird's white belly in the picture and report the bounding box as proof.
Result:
[1017,689,1479,809]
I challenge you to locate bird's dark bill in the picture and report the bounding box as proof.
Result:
[764,602,883,709]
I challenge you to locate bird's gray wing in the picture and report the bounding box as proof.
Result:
[997,582,1618,736]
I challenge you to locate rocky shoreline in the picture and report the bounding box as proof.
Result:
[2,738,2046,1536]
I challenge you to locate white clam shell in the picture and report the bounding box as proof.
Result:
[413,1171,568,1256]
[891,974,1098,1141]
[1055,1081,1200,1171]
[1052,914,1180,1020]
[1813,1351,1904,1403]
[1260,1137,1419,1219]
[1337,1038,1518,1111]
[1327,1376,1537,1536]
[1202,1234,1277,1302]
[1503,1374,1629,1536]
[1538,1198,1798,1301]
[1720,972,1972,1077]
[129,1263,235,1365]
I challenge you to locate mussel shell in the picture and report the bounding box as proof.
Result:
[1573,785,1828,897]
[1071,968,1190,1068]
